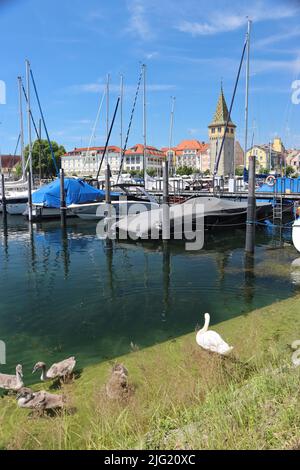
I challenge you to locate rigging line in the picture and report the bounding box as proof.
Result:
[21,83,48,171]
[213,34,247,176]
[83,87,106,168]
[96,97,120,179]
[30,69,59,176]
[13,133,21,157]
[117,66,144,183]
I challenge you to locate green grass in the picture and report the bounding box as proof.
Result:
[1,295,300,450]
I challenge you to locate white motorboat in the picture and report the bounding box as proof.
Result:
[70,199,159,221]
[112,196,273,240]
[22,204,73,220]
[3,190,29,215]
[69,183,159,221]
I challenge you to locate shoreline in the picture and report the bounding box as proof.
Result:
[1,294,300,450]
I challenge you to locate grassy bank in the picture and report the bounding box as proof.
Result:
[1,295,300,450]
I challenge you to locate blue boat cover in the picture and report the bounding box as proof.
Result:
[32,178,117,208]
[257,176,300,194]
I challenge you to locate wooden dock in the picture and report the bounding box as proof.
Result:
[148,189,300,201]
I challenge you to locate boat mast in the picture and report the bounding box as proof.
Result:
[120,74,124,165]
[168,96,175,175]
[106,73,110,167]
[142,64,147,185]
[26,60,33,186]
[244,18,251,168]
[18,76,25,180]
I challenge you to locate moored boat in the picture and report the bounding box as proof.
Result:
[112,196,273,240]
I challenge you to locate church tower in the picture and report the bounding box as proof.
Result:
[208,87,236,176]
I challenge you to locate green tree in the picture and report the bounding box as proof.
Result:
[235,166,244,176]
[24,139,66,178]
[259,167,269,175]
[176,165,195,176]
[129,170,144,179]
[204,169,210,176]
[14,162,23,178]
[146,168,156,177]
[285,165,295,177]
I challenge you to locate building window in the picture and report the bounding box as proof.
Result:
[218,127,221,132]
[211,128,215,134]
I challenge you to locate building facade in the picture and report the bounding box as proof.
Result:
[208,87,236,176]
[234,141,244,168]
[246,138,285,172]
[174,140,210,172]
[161,140,210,173]
[124,144,165,176]
[286,149,300,173]
[61,146,121,176]
[0,155,21,175]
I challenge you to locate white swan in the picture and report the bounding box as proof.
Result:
[0,364,24,391]
[196,313,233,355]
[32,357,76,382]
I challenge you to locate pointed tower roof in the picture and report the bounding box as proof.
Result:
[209,87,236,127]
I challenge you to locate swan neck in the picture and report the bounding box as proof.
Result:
[16,371,23,386]
[199,315,210,333]
[41,365,47,381]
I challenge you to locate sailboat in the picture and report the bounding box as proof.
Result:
[1,75,31,215]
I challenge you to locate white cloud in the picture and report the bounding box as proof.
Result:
[252,57,300,75]
[126,0,152,40]
[254,27,300,48]
[145,51,159,59]
[176,2,300,36]
[67,82,176,94]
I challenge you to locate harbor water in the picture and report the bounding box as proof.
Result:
[0,214,299,383]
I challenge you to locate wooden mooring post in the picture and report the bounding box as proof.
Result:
[245,154,256,253]
[105,164,111,205]
[1,174,7,217]
[60,168,66,227]
[162,161,170,241]
[27,171,33,222]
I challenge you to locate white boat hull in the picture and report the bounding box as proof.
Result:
[292,219,300,253]
[2,191,29,215]
[23,205,73,220]
[7,202,28,215]
[70,200,159,221]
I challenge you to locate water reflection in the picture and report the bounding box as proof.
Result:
[244,254,255,306]
[61,225,70,279]
[162,242,171,321]
[0,214,298,380]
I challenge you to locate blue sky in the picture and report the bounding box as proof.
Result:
[0,0,300,154]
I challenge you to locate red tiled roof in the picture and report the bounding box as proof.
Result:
[175,140,208,152]
[64,146,121,156]
[0,155,21,168]
[125,144,165,157]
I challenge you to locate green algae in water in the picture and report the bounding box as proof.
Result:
[0,215,299,384]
